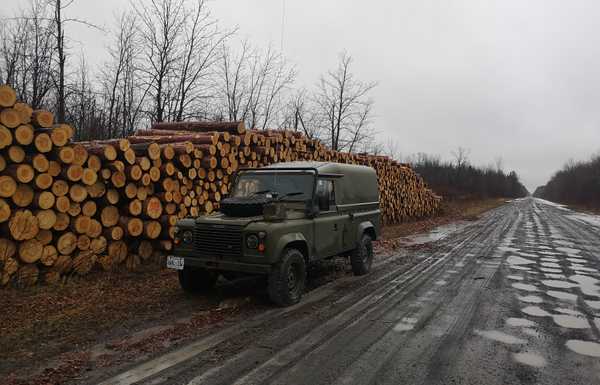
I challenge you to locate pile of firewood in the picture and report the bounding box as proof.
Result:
[0,84,440,287]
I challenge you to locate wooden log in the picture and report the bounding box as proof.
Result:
[0,238,16,263]
[144,220,162,239]
[36,229,53,245]
[32,153,49,172]
[0,85,17,107]
[100,206,119,227]
[0,175,17,198]
[18,239,43,264]
[14,124,34,145]
[53,212,70,231]
[34,132,52,153]
[40,245,58,267]
[16,264,39,287]
[7,164,34,183]
[36,209,56,230]
[0,108,21,128]
[120,217,144,237]
[69,184,88,203]
[72,144,89,166]
[13,102,32,123]
[108,241,128,264]
[150,121,246,134]
[12,184,34,207]
[32,110,54,128]
[57,232,77,255]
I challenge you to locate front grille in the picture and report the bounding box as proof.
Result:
[193,224,243,258]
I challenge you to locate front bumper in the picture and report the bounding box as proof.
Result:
[173,249,271,274]
[182,256,271,274]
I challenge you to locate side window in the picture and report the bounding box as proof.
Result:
[316,179,335,211]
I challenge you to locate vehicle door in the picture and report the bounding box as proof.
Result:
[313,178,341,258]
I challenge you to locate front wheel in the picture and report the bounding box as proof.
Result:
[350,234,373,276]
[178,266,218,293]
[268,248,306,306]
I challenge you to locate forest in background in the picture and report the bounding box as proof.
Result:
[409,150,529,200]
[533,154,600,208]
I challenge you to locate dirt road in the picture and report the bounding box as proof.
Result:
[94,198,600,385]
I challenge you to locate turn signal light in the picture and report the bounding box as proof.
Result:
[258,243,265,252]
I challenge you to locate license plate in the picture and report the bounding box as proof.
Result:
[167,256,184,270]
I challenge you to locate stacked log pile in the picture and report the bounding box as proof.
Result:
[0,84,440,287]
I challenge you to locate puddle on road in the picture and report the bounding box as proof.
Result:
[521,328,539,337]
[394,317,418,332]
[507,256,537,265]
[566,340,600,357]
[506,318,535,327]
[546,290,578,302]
[556,247,581,254]
[513,352,547,368]
[507,275,524,281]
[544,273,567,280]
[434,280,447,286]
[552,315,590,329]
[518,295,544,304]
[541,280,578,289]
[540,267,563,273]
[522,306,552,317]
[541,257,560,263]
[512,283,539,292]
[567,257,587,264]
[541,262,562,269]
[475,330,526,345]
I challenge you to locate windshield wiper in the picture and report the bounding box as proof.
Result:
[276,191,304,201]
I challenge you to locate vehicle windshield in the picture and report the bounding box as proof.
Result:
[231,171,314,201]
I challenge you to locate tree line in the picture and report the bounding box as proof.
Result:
[408,150,529,200]
[533,154,600,208]
[0,0,377,152]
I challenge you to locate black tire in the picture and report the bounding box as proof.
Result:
[268,248,306,306]
[350,234,373,276]
[178,266,218,293]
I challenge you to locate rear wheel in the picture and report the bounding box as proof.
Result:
[350,234,373,276]
[178,266,218,293]
[268,248,306,306]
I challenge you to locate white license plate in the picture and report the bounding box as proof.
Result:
[167,255,184,270]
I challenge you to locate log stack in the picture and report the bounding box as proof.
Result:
[0,84,440,288]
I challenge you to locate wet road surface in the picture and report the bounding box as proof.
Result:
[98,198,600,385]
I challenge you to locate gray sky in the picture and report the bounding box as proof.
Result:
[15,0,600,192]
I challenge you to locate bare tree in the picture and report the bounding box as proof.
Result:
[281,88,322,138]
[0,0,55,109]
[314,52,376,151]
[174,0,233,121]
[452,146,471,168]
[134,0,187,123]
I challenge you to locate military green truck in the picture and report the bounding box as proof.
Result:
[167,161,380,306]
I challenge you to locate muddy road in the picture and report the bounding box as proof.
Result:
[95,198,600,385]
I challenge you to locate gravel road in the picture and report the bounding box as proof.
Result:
[96,197,600,385]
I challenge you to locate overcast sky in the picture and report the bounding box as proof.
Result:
[11,0,600,191]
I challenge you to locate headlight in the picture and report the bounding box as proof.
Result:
[246,234,259,249]
[183,230,193,243]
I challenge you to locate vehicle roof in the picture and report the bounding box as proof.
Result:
[263,161,375,176]
[263,161,379,204]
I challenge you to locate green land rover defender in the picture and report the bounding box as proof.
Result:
[167,161,380,306]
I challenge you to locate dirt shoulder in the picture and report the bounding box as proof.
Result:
[0,198,507,385]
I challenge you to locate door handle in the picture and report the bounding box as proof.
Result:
[333,223,338,231]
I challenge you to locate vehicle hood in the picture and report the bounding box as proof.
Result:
[193,210,307,227]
